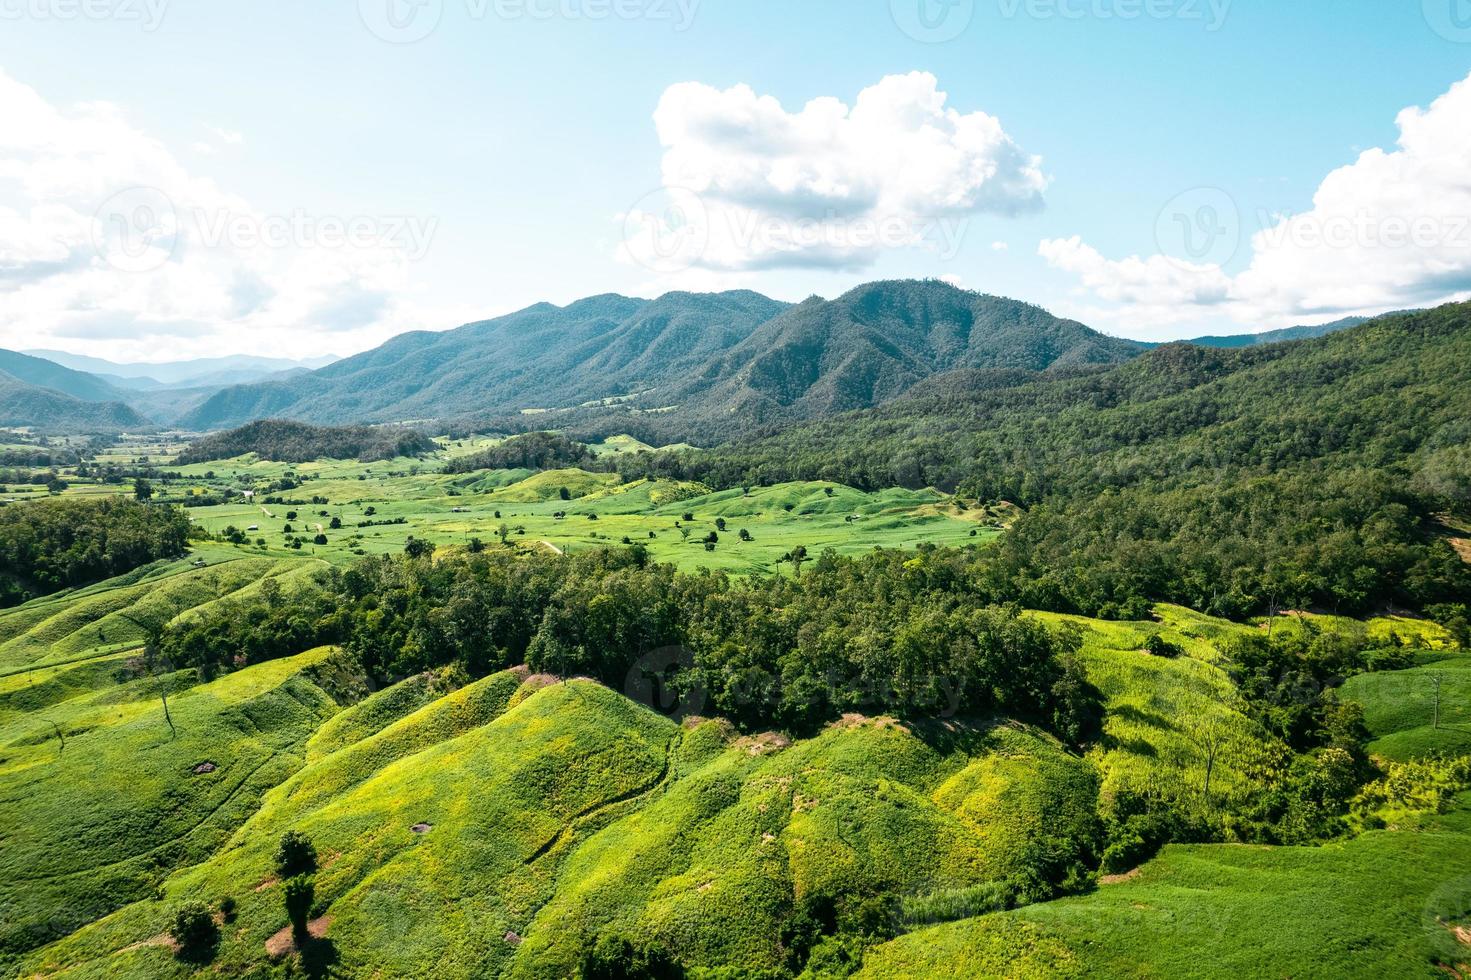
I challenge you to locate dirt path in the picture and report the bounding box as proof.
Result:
[539,540,564,556]
[260,505,274,518]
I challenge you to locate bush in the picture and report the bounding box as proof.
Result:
[283,876,315,940]
[579,932,684,979]
[169,901,218,954]
[274,830,317,877]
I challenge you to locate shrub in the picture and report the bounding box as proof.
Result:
[283,876,315,940]
[169,901,218,954]
[274,830,317,877]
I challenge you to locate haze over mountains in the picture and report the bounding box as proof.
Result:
[0,280,1397,435]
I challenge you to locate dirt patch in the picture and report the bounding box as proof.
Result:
[410,822,432,834]
[1450,537,1471,564]
[121,932,178,954]
[253,876,278,893]
[734,731,791,756]
[1452,924,1471,947]
[190,761,217,774]
[1100,867,1142,885]
[503,930,522,946]
[265,916,331,958]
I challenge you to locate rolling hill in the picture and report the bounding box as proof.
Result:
[174,419,437,464]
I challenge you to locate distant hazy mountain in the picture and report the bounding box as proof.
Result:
[181,281,1143,438]
[0,349,135,404]
[1176,315,1373,349]
[23,350,338,389]
[0,371,146,431]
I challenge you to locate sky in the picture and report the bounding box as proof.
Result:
[0,0,1469,362]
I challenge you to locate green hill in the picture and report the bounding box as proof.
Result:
[175,419,436,464]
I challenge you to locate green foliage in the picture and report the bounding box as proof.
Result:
[168,901,218,955]
[444,431,593,474]
[283,875,314,939]
[0,496,189,606]
[274,830,317,878]
[176,419,435,464]
[578,932,685,979]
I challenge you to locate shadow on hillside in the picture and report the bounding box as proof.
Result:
[298,935,339,977]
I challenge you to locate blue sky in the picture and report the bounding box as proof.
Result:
[1,0,1469,360]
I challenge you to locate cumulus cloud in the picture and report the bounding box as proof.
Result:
[1041,70,1471,329]
[0,69,436,360]
[619,72,1046,273]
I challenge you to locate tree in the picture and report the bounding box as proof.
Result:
[283,875,314,942]
[169,901,218,956]
[714,517,727,532]
[274,830,317,877]
[134,478,154,502]
[312,533,329,546]
[559,486,571,501]
[329,516,342,530]
[404,536,435,559]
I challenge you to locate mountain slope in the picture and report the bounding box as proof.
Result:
[181,282,1142,439]
[0,349,133,404]
[1178,314,1373,349]
[181,290,789,430]
[23,350,338,389]
[0,372,146,431]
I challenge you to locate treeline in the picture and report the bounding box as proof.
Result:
[155,544,1099,744]
[0,497,191,606]
[176,419,436,464]
[443,431,593,474]
[610,305,1471,618]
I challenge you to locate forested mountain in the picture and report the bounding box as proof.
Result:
[611,302,1471,617]
[0,372,147,431]
[1178,314,1373,349]
[180,281,1142,438]
[0,349,135,405]
[175,419,436,463]
[180,291,790,431]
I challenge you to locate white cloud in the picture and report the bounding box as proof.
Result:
[207,126,244,145]
[1041,70,1471,330]
[990,240,1009,251]
[0,70,437,360]
[619,72,1046,274]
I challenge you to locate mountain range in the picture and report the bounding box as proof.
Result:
[0,281,1393,436]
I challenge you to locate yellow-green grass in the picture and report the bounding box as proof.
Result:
[858,818,1471,979]
[1340,653,1471,761]
[1029,609,1280,820]
[510,718,1097,978]
[22,680,678,980]
[0,648,345,956]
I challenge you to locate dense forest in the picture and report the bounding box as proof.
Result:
[176,419,436,464]
[443,431,594,474]
[0,497,191,606]
[608,304,1471,618]
[155,544,1098,744]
